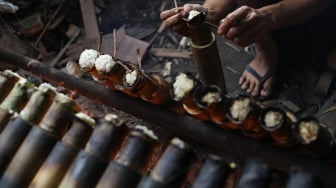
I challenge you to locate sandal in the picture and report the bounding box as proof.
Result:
[241,64,276,101]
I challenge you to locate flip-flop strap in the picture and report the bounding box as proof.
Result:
[245,64,274,85]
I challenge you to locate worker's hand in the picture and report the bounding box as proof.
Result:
[217,6,273,47]
[160,4,207,37]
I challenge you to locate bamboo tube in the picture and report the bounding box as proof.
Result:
[0,83,56,175]
[122,69,164,100]
[185,10,226,93]
[0,78,35,132]
[286,168,321,188]
[95,56,143,98]
[260,106,296,148]
[94,54,119,90]
[78,49,100,77]
[0,94,79,188]
[192,155,231,188]
[19,83,57,124]
[293,116,335,158]
[96,125,157,188]
[29,113,95,188]
[137,138,194,188]
[168,72,196,114]
[237,160,272,188]
[193,85,230,126]
[171,72,210,121]
[226,95,269,139]
[0,70,21,103]
[142,73,171,105]
[0,78,35,112]
[59,114,128,188]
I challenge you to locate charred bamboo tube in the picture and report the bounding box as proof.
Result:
[0,83,56,175]
[91,75,117,91]
[96,125,157,188]
[237,160,272,188]
[79,49,119,90]
[0,94,79,188]
[226,95,269,139]
[2,49,336,188]
[286,168,321,188]
[184,88,211,121]
[193,85,231,127]
[0,70,21,102]
[94,54,122,90]
[0,79,35,133]
[0,108,11,133]
[171,73,210,121]
[260,106,296,148]
[78,49,101,77]
[169,72,195,114]
[0,79,34,112]
[191,155,231,188]
[137,138,194,188]
[95,57,144,98]
[59,114,128,188]
[122,69,171,104]
[293,116,335,157]
[95,55,124,86]
[185,10,226,93]
[144,73,171,105]
[29,112,95,188]
[85,114,128,160]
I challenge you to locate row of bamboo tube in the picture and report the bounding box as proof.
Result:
[0,69,219,187]
[77,49,336,157]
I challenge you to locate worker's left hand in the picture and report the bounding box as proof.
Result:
[217,6,273,47]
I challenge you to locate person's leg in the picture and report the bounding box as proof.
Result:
[239,34,278,97]
[235,0,280,97]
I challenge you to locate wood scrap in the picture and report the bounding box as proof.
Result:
[318,105,336,116]
[149,22,166,44]
[48,14,66,30]
[34,1,65,46]
[150,48,192,59]
[0,0,18,13]
[0,25,37,57]
[100,27,150,64]
[17,14,44,37]
[50,25,81,67]
[79,0,99,39]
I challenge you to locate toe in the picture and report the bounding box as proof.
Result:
[241,80,250,90]
[251,83,260,96]
[260,78,273,97]
[246,82,256,94]
[239,74,247,85]
[261,87,270,97]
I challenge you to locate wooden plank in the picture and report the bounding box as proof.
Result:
[79,0,99,39]
[100,27,150,64]
[150,48,192,59]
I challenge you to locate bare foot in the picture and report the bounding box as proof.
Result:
[239,35,278,97]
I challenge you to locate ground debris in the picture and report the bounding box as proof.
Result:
[0,0,18,13]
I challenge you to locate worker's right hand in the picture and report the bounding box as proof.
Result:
[160,4,207,37]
